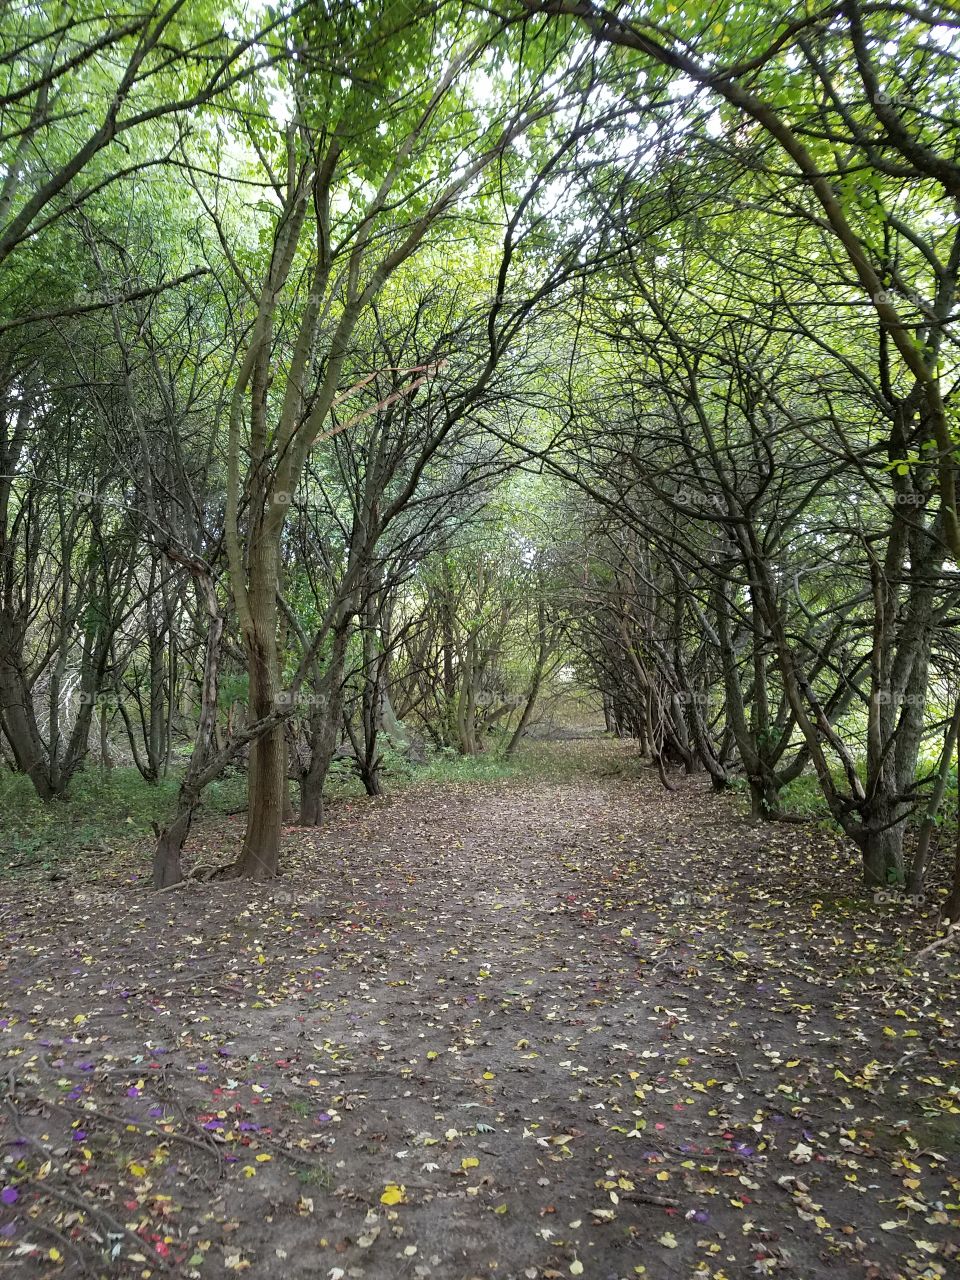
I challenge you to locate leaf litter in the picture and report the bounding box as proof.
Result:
[0,740,957,1279]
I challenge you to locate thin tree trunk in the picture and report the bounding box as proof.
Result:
[299,624,350,825]
[942,817,960,925]
[152,578,224,889]
[909,696,960,895]
[99,702,114,771]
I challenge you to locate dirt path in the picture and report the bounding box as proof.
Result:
[1,744,958,1279]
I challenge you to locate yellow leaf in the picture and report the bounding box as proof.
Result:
[658,1231,678,1248]
[128,1163,147,1178]
[461,1157,479,1170]
[380,1184,405,1205]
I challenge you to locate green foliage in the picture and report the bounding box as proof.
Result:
[410,739,602,787]
[0,768,175,874]
[413,747,523,787]
[0,767,251,876]
[777,776,835,823]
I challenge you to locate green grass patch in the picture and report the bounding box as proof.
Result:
[413,747,522,786]
[0,767,172,875]
[402,736,606,788]
[0,764,253,876]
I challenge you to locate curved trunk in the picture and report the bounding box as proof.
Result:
[908,698,960,895]
[0,614,59,798]
[151,578,224,889]
[154,809,194,889]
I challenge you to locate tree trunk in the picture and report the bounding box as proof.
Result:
[943,817,960,924]
[299,762,325,826]
[361,761,384,796]
[280,736,295,822]
[908,696,960,895]
[859,820,905,890]
[358,601,384,793]
[602,693,614,733]
[0,659,57,798]
[233,529,284,879]
[747,770,782,822]
[235,652,284,877]
[151,577,224,888]
[99,702,115,771]
[298,624,350,826]
[455,632,480,755]
[146,615,167,782]
[154,807,194,890]
[504,679,541,756]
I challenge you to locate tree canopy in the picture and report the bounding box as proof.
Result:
[0,0,958,899]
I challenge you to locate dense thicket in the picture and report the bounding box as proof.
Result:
[1,0,958,906]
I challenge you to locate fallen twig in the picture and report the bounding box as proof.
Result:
[620,1189,679,1207]
[915,922,960,962]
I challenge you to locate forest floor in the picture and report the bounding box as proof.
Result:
[1,740,958,1280]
